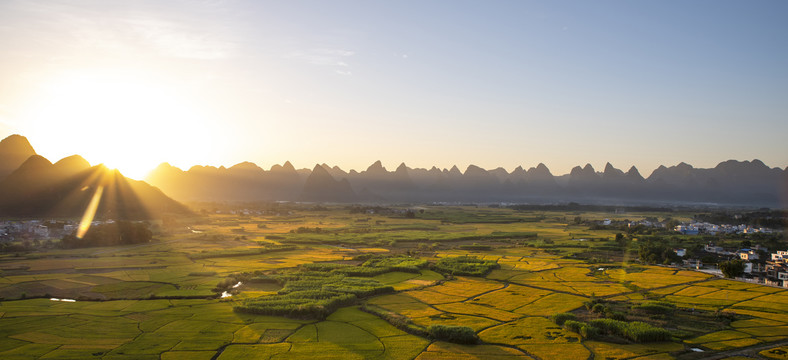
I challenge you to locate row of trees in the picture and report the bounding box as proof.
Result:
[234,257,432,319]
[61,221,152,248]
[433,256,500,276]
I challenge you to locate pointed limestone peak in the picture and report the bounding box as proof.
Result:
[582,163,595,173]
[282,161,296,171]
[526,163,554,178]
[312,163,330,175]
[395,162,409,173]
[625,166,644,181]
[602,162,624,177]
[366,160,386,173]
[448,165,462,175]
[569,165,584,176]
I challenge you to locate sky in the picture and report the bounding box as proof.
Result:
[0,0,786,180]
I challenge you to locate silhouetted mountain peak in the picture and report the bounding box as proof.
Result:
[395,163,409,173]
[448,165,462,175]
[0,134,38,179]
[0,134,35,156]
[301,164,356,202]
[188,165,219,173]
[283,161,295,171]
[271,161,298,174]
[626,166,643,178]
[154,162,179,171]
[17,154,53,171]
[528,163,554,177]
[602,163,625,179]
[464,164,487,176]
[230,161,261,171]
[54,155,91,174]
[312,164,329,175]
[366,160,386,173]
[715,159,770,173]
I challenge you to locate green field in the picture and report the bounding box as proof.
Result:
[0,205,785,359]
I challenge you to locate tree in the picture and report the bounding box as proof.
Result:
[719,259,745,279]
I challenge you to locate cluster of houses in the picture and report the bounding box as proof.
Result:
[674,222,774,235]
[0,220,80,242]
[675,243,788,287]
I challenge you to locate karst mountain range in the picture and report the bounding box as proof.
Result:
[147,158,786,207]
[0,135,785,217]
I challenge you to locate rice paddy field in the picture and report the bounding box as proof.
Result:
[0,205,785,359]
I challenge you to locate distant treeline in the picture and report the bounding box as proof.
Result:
[61,221,151,248]
[187,244,297,260]
[693,209,787,229]
[507,203,674,213]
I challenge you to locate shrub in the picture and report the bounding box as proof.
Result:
[719,259,745,278]
[589,318,671,342]
[427,325,479,344]
[552,312,577,326]
[580,323,599,339]
[433,256,500,276]
[563,320,584,333]
[632,301,676,315]
[607,311,628,321]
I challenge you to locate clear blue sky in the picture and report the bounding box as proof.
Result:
[0,0,786,179]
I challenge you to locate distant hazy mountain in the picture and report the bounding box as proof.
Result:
[144,157,786,206]
[146,161,306,202]
[300,164,356,202]
[0,135,190,219]
[0,134,37,179]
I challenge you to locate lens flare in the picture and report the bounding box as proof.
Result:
[76,185,104,238]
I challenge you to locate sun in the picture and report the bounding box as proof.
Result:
[19,69,222,180]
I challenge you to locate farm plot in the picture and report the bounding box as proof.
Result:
[217,306,429,360]
[415,341,533,359]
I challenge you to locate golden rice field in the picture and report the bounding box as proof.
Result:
[0,206,785,359]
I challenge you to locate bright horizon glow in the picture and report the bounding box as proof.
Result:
[15,69,231,180]
[0,1,786,177]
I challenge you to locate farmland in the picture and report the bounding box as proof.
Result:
[0,204,785,359]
